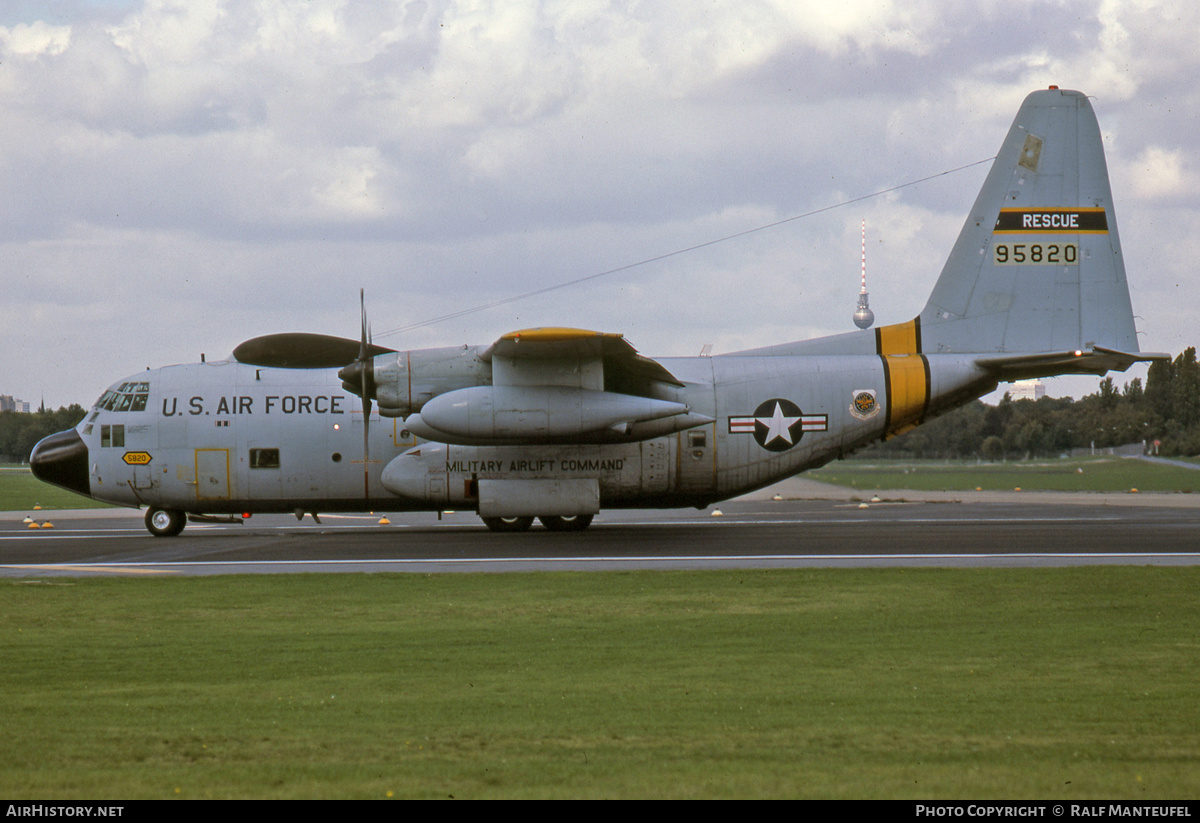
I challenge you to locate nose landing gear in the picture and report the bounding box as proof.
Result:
[145,507,186,537]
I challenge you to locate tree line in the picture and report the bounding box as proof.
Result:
[865,348,1200,460]
[0,405,86,463]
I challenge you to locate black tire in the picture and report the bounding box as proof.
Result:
[482,516,534,533]
[145,507,186,537]
[539,514,594,532]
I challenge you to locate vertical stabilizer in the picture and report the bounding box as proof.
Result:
[919,88,1138,355]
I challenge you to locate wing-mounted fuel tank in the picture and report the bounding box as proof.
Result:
[403,385,713,445]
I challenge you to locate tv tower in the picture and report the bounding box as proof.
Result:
[852,219,875,329]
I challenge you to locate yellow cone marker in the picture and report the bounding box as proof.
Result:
[378,516,391,525]
[27,522,40,529]
[711,509,723,517]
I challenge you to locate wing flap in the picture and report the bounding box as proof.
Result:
[483,327,685,388]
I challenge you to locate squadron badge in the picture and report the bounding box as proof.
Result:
[729,398,828,452]
[849,389,879,420]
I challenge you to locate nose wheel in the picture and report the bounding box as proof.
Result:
[145,507,186,537]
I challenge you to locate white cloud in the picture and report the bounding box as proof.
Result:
[0,21,71,56]
[1124,146,1199,200]
[3,0,1200,409]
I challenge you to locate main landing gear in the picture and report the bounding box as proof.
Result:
[481,514,594,532]
[145,507,186,537]
[539,514,593,531]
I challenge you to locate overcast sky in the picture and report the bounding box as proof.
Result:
[3,0,1197,409]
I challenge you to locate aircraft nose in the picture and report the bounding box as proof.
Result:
[30,428,91,498]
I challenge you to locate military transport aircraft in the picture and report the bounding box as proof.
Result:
[31,87,1165,535]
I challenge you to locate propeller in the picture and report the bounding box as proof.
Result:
[226,295,391,499]
[356,289,373,499]
[229,293,390,501]
[327,291,379,499]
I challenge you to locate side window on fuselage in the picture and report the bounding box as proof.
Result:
[250,448,281,469]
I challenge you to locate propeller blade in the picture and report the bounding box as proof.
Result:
[360,289,371,499]
[359,289,369,362]
[363,395,372,498]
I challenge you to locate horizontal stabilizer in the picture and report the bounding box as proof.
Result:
[975,347,1169,381]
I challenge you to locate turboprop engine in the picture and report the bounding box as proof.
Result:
[339,346,494,418]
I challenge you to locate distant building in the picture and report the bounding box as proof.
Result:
[1,396,31,413]
[1009,380,1046,401]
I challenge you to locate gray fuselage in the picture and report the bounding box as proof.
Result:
[70,350,993,514]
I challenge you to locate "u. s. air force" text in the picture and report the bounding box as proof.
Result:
[161,395,346,416]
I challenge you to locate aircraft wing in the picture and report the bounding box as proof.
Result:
[481,327,685,388]
[400,327,705,446]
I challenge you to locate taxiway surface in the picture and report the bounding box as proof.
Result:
[3,479,1199,576]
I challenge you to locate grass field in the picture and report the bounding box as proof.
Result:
[810,456,1200,494]
[1,569,1197,799]
[0,465,112,511]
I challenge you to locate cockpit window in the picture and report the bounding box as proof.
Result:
[95,383,150,412]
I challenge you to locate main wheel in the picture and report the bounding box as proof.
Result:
[145,507,186,537]
[481,516,534,533]
[539,514,594,532]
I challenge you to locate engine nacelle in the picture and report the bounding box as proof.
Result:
[368,346,492,418]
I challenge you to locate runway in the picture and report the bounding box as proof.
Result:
[4,482,1200,576]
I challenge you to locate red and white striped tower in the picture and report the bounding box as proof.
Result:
[853,219,875,329]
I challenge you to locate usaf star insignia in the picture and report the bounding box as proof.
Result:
[728,398,828,452]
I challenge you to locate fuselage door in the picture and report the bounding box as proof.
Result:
[132,463,155,490]
[195,449,231,500]
[676,423,717,494]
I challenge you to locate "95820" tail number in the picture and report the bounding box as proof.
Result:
[994,242,1078,265]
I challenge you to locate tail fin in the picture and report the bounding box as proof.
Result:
[736,87,1164,372]
[919,87,1138,356]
